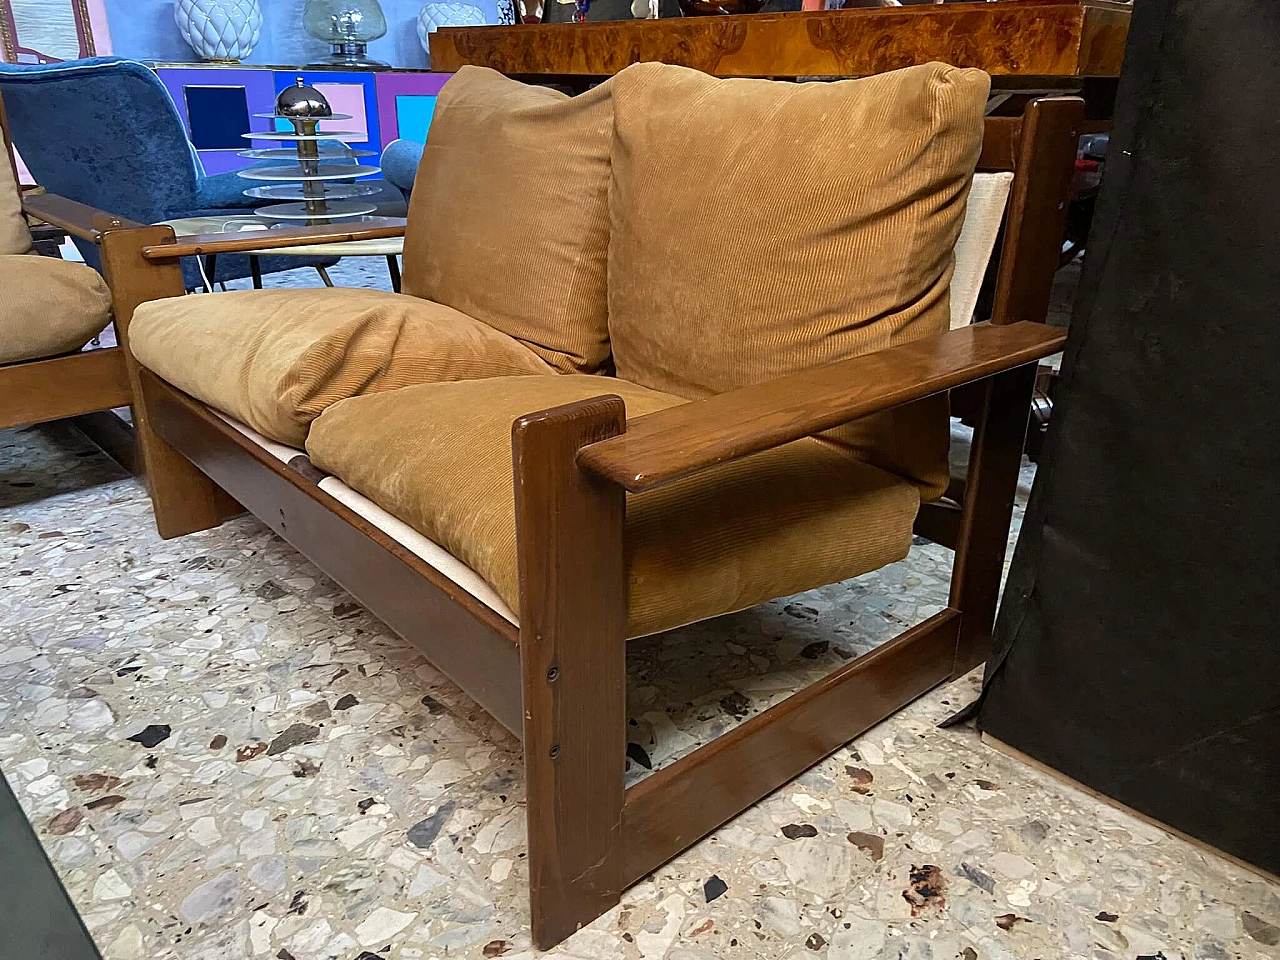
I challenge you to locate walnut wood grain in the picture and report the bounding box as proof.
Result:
[621,609,959,885]
[99,225,225,539]
[21,193,141,244]
[977,116,1020,173]
[576,321,1065,494]
[948,364,1037,675]
[142,221,408,260]
[141,368,525,733]
[989,96,1086,325]
[513,398,627,948]
[431,0,1131,80]
[0,348,130,431]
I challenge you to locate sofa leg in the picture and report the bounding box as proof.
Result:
[512,396,628,950]
[948,362,1038,677]
[100,226,228,540]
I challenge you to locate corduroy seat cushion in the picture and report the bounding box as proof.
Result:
[607,62,991,500]
[0,254,111,364]
[306,375,921,638]
[129,287,555,447]
[402,66,616,374]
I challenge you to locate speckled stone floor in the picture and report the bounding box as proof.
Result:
[3,264,1278,960]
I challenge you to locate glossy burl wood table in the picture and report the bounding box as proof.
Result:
[429,0,1130,103]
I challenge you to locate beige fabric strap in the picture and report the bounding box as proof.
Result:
[950,171,1014,329]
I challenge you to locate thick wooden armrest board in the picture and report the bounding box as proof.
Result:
[20,193,141,244]
[430,0,1131,80]
[579,321,1066,492]
[137,368,524,734]
[141,220,408,260]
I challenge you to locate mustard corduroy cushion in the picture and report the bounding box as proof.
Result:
[307,375,921,638]
[129,287,555,447]
[402,66,615,374]
[0,152,32,256]
[607,62,991,500]
[0,254,110,364]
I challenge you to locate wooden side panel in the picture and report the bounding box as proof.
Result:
[621,610,959,885]
[141,370,525,734]
[513,398,628,949]
[99,226,225,539]
[431,2,1130,79]
[0,349,130,431]
[989,96,1087,325]
[949,363,1038,676]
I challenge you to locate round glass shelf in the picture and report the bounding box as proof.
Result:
[242,183,381,200]
[239,147,376,161]
[252,112,354,121]
[243,130,366,141]
[255,200,379,220]
[238,164,382,181]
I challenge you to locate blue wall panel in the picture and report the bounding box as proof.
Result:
[105,0,501,70]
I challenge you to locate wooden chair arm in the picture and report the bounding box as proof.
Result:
[576,321,1066,493]
[140,220,408,259]
[21,193,142,244]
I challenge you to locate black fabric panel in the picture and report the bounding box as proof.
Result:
[976,0,1280,875]
[0,771,103,960]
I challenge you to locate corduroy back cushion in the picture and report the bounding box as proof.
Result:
[0,149,31,255]
[607,62,991,499]
[130,288,554,447]
[402,66,615,374]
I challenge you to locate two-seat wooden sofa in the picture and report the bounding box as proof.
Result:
[42,60,1079,948]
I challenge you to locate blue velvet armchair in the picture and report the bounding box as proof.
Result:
[382,139,424,200]
[0,57,337,290]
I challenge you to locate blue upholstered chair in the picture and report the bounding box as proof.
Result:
[382,139,424,200]
[0,57,338,291]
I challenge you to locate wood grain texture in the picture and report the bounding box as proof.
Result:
[143,221,408,260]
[948,363,1038,676]
[989,96,1086,324]
[431,0,1131,79]
[99,225,225,539]
[621,609,959,885]
[141,368,525,733]
[21,193,141,244]
[576,321,1065,494]
[513,398,628,949]
[977,116,1021,173]
[0,348,130,431]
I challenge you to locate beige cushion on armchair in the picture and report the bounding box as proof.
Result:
[308,375,920,639]
[0,149,32,255]
[401,66,616,375]
[606,62,990,501]
[0,254,111,364]
[130,287,556,447]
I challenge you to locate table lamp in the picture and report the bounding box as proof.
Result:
[303,0,389,67]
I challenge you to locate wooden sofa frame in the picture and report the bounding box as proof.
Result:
[0,94,131,433]
[33,94,1081,948]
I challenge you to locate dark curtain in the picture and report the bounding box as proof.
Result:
[975,0,1280,874]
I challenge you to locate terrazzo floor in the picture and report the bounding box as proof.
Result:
[2,264,1278,960]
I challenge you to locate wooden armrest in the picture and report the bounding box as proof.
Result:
[20,193,141,244]
[141,220,407,259]
[577,321,1066,493]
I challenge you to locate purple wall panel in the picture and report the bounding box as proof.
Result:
[157,67,279,175]
[375,72,454,149]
